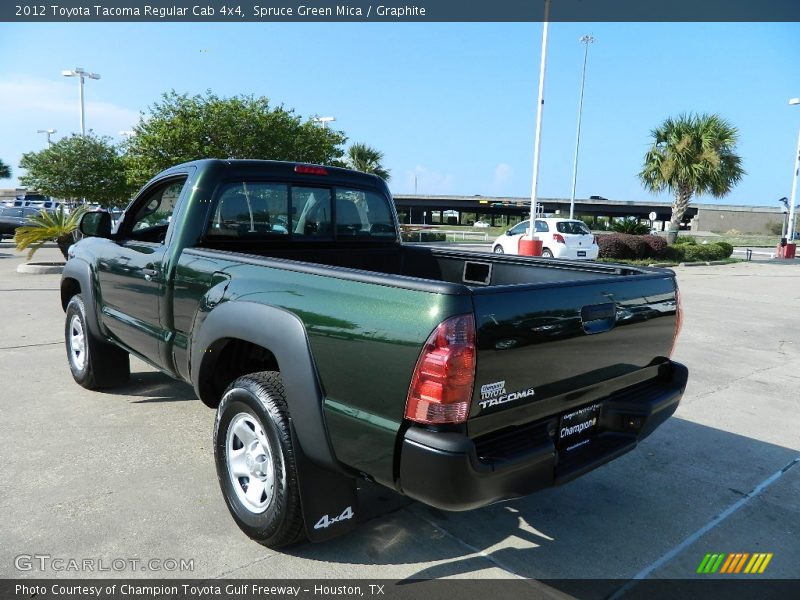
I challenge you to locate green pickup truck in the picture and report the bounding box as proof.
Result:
[61,159,687,547]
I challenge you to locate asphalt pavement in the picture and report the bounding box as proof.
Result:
[0,242,798,593]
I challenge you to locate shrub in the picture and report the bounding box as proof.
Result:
[766,221,783,235]
[642,234,668,258]
[620,234,650,259]
[682,245,707,262]
[714,241,734,258]
[597,233,635,259]
[674,235,696,245]
[664,245,686,262]
[400,229,446,243]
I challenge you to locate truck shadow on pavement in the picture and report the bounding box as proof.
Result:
[112,370,197,403]
[283,417,798,588]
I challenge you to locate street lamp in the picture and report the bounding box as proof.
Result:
[313,116,335,128]
[569,34,595,220]
[787,97,800,241]
[61,67,101,136]
[37,128,56,146]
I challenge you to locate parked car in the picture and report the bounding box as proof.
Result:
[62,159,686,548]
[13,193,60,210]
[0,206,51,240]
[492,218,599,259]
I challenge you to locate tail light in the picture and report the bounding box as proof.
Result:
[670,287,683,357]
[552,233,566,244]
[593,235,599,245]
[405,314,476,424]
[294,165,328,175]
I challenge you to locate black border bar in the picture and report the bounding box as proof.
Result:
[4,0,800,23]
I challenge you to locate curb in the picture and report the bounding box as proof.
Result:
[16,262,65,275]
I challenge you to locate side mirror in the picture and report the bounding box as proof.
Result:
[79,211,112,238]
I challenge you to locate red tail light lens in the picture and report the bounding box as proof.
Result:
[294,165,328,175]
[405,314,476,424]
[670,287,683,357]
[553,233,566,244]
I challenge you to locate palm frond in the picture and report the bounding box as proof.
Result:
[14,205,88,260]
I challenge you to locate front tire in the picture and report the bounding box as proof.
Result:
[541,248,554,258]
[214,371,306,548]
[65,295,130,389]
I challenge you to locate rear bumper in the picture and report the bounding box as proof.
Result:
[398,361,688,511]
[553,246,599,260]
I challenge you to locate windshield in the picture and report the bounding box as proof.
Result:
[556,221,591,235]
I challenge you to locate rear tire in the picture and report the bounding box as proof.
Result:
[493,245,504,254]
[541,248,554,258]
[65,294,130,389]
[214,371,306,548]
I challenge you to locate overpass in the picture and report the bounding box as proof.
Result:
[392,194,696,230]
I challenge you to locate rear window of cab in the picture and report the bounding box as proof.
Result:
[206,182,396,241]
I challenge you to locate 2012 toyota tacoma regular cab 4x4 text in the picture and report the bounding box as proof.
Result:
[61,159,688,547]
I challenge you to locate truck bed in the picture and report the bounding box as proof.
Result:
[197,240,642,287]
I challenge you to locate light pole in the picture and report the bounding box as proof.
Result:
[314,116,335,128]
[569,35,595,220]
[787,97,800,241]
[521,0,551,256]
[37,128,56,146]
[61,67,101,136]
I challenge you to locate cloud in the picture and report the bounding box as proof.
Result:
[492,162,513,192]
[0,77,141,135]
[0,76,141,186]
[403,165,455,195]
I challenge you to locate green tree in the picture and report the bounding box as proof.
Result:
[0,159,11,179]
[19,134,132,207]
[639,113,744,241]
[14,205,88,260]
[124,91,348,188]
[346,143,390,180]
[611,217,649,235]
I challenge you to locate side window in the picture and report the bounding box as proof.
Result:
[510,222,529,236]
[535,220,549,233]
[292,187,333,237]
[208,183,289,238]
[334,189,396,238]
[127,178,187,241]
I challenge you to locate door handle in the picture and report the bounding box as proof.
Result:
[143,267,159,281]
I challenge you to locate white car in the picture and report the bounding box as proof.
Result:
[492,218,599,260]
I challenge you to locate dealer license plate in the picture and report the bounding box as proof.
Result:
[577,250,587,257]
[557,402,601,452]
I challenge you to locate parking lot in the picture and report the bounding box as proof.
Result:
[1,242,798,592]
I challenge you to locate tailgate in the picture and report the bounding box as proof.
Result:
[469,272,678,438]
[564,233,594,249]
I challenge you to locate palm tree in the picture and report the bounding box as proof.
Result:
[639,113,744,242]
[611,217,649,235]
[14,205,88,260]
[346,143,390,180]
[0,159,11,179]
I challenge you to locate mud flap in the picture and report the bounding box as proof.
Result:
[290,425,359,542]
